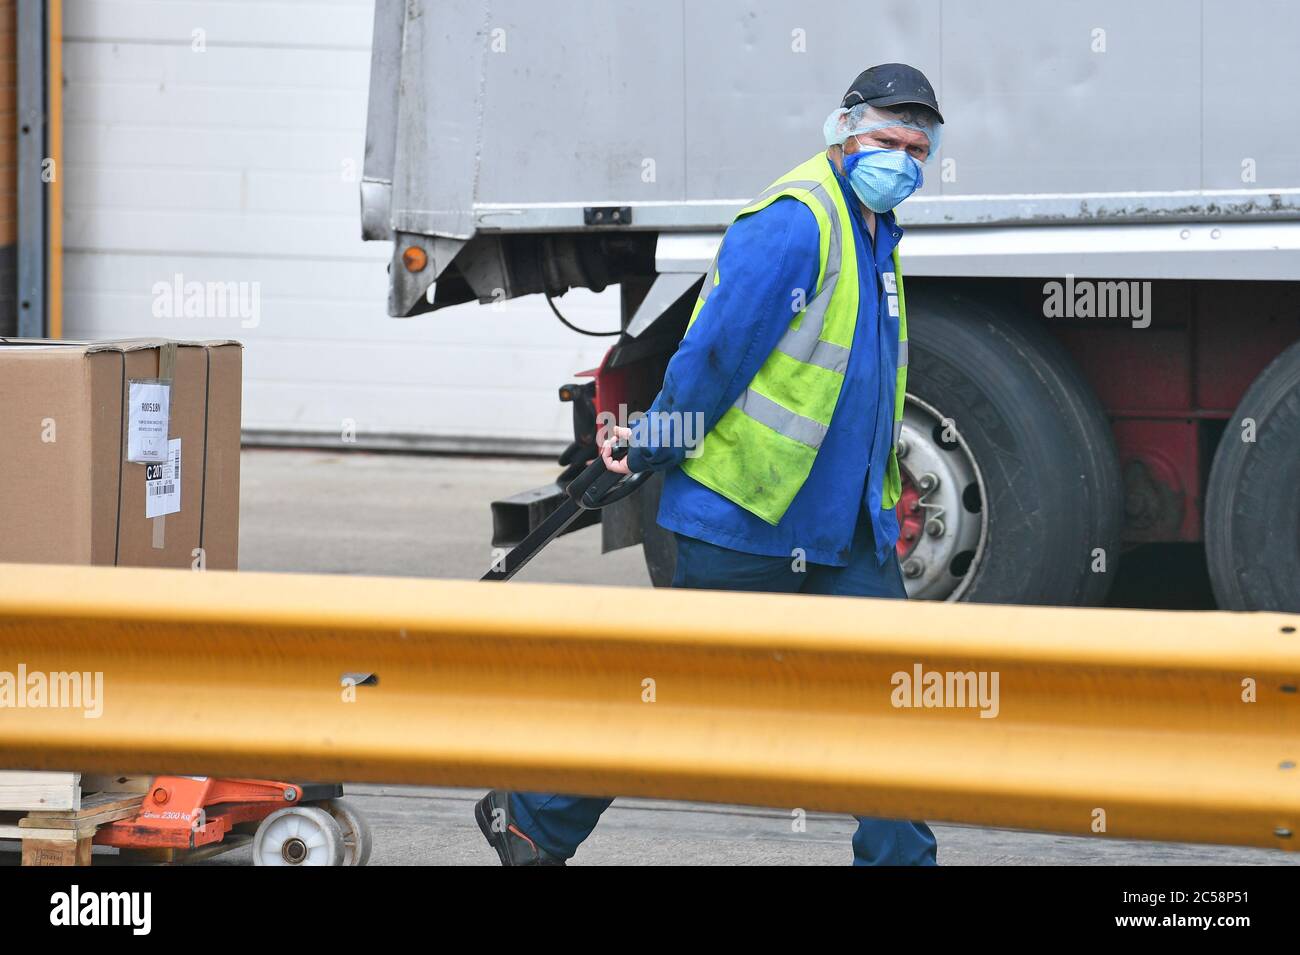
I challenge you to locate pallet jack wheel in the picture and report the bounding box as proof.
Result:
[252,806,346,866]
[319,798,373,866]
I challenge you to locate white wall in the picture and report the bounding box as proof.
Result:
[61,0,618,454]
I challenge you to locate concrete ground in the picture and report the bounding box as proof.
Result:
[167,450,1300,864]
[238,447,648,586]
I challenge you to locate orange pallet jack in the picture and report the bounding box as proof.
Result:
[94,776,371,866]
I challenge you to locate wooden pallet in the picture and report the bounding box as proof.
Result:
[0,772,150,866]
[0,771,80,812]
[15,792,146,866]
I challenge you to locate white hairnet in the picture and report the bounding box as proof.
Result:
[823,103,942,160]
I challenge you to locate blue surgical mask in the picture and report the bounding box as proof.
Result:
[841,147,924,213]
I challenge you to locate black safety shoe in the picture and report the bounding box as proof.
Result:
[474,790,566,866]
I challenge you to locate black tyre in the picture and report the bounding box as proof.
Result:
[903,288,1123,605]
[1204,339,1300,611]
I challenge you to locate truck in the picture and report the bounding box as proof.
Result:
[360,0,1300,610]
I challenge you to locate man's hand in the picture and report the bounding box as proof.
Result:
[600,425,633,475]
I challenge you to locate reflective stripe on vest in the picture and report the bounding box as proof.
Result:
[681,152,909,524]
[888,245,909,459]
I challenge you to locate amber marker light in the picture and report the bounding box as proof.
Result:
[402,246,428,272]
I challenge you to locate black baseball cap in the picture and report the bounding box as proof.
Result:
[841,63,943,124]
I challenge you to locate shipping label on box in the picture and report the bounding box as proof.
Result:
[126,379,171,463]
[145,438,181,519]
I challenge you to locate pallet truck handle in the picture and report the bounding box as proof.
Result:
[480,443,651,582]
[571,444,651,510]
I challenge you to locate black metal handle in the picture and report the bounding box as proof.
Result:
[566,444,649,510]
[481,445,651,582]
[580,466,651,510]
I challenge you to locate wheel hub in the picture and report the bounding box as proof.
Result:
[282,837,309,864]
[893,396,987,601]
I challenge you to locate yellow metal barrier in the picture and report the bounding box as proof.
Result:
[1,563,1297,850]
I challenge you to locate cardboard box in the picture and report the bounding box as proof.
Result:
[0,338,242,569]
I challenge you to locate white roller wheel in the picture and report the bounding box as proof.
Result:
[252,806,346,867]
[320,798,373,867]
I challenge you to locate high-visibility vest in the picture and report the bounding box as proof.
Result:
[679,151,909,525]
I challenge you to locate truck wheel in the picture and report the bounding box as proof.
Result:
[903,288,1123,605]
[1204,339,1300,611]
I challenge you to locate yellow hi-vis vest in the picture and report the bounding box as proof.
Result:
[679,151,909,525]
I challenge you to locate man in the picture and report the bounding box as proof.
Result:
[477,63,944,866]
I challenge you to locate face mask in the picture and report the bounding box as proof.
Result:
[841,147,924,213]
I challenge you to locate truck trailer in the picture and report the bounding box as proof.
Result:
[361,0,1300,610]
